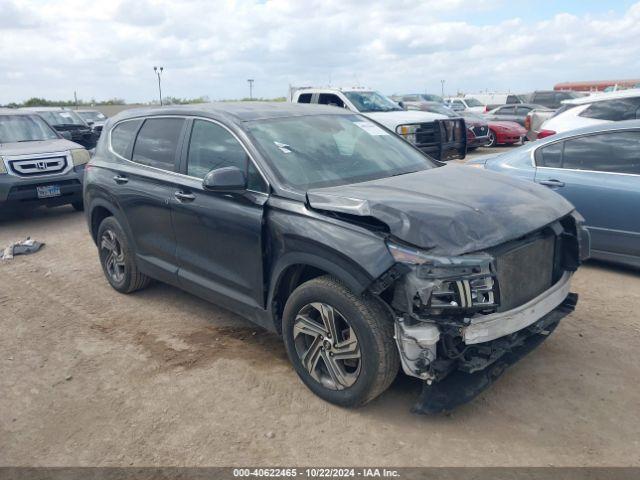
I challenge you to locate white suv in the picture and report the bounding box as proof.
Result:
[538,89,640,139]
[291,87,467,160]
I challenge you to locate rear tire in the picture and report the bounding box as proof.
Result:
[282,275,399,408]
[97,216,151,294]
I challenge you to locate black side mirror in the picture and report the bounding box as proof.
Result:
[202,166,246,192]
[398,101,405,109]
[60,131,72,140]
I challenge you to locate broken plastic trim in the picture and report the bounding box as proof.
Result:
[412,293,578,414]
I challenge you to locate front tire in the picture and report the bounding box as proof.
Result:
[97,216,151,294]
[282,276,399,408]
[487,130,497,147]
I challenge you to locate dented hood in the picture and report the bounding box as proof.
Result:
[307,164,575,256]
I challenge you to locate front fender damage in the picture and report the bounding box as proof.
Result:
[372,225,582,414]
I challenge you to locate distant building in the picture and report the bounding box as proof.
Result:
[554,79,640,92]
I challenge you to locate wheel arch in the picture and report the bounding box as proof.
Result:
[267,252,374,334]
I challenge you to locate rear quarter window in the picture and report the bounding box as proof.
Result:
[110,119,142,159]
[535,141,563,168]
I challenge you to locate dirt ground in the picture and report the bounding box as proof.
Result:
[1,200,639,467]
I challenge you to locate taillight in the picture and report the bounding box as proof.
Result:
[484,105,489,113]
[524,114,531,131]
[537,129,556,139]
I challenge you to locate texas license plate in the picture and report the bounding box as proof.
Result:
[36,185,61,199]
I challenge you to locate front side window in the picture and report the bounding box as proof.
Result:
[342,91,402,113]
[0,115,59,143]
[579,98,640,121]
[562,131,640,174]
[132,118,185,171]
[110,119,142,159]
[187,120,248,178]
[247,114,436,190]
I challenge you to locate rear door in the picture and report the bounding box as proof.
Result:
[534,130,640,260]
[171,118,269,319]
[108,116,187,283]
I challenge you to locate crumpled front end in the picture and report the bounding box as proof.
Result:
[371,211,590,413]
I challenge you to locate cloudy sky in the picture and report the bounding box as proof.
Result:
[1,0,639,104]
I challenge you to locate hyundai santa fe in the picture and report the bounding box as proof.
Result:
[84,103,590,413]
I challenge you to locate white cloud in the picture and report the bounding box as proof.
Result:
[0,0,639,103]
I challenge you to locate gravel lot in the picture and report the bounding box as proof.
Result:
[1,158,639,466]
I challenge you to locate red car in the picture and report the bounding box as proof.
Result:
[487,120,527,147]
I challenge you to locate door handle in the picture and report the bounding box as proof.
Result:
[539,179,565,188]
[113,174,128,184]
[174,191,196,202]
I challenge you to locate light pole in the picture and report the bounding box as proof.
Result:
[247,79,254,100]
[154,66,164,106]
[440,79,445,98]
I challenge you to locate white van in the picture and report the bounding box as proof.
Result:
[465,93,522,110]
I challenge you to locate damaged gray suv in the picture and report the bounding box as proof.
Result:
[84,103,590,413]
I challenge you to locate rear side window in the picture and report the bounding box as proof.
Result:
[187,119,248,178]
[318,94,345,108]
[110,119,142,159]
[579,98,640,121]
[498,105,516,114]
[132,118,185,171]
[562,131,640,174]
[297,93,312,104]
[535,141,563,168]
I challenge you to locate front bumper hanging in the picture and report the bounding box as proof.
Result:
[412,292,578,414]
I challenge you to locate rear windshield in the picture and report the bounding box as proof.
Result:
[0,115,59,143]
[247,114,435,190]
[37,110,86,126]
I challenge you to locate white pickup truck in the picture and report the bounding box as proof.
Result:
[290,87,466,160]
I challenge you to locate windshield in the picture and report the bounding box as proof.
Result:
[420,94,444,103]
[37,110,86,126]
[77,111,106,123]
[423,104,457,117]
[247,114,435,190]
[464,98,484,107]
[343,91,403,113]
[0,115,59,143]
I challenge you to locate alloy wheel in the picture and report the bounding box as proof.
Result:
[487,130,496,147]
[100,229,126,284]
[293,302,361,390]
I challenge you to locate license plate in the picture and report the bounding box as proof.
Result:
[36,185,61,199]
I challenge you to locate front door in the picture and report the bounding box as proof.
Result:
[534,129,640,260]
[171,118,269,320]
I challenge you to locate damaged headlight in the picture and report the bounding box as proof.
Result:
[388,242,498,317]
